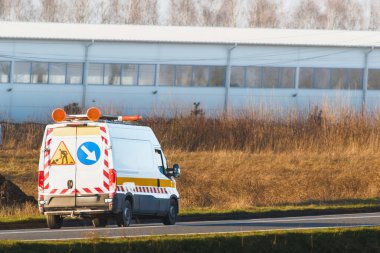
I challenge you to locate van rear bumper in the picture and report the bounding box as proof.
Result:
[44,209,111,216]
[41,193,113,216]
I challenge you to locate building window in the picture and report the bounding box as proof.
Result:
[368,69,380,90]
[231,66,245,87]
[299,68,313,88]
[279,67,295,88]
[138,64,155,86]
[14,62,31,83]
[122,64,138,85]
[104,64,121,85]
[31,62,48,84]
[49,63,66,84]
[313,68,330,89]
[347,69,362,90]
[262,67,279,88]
[330,68,346,89]
[88,63,104,85]
[246,66,262,88]
[193,66,208,86]
[159,64,175,86]
[209,66,225,87]
[0,62,10,83]
[66,63,83,84]
[176,65,192,86]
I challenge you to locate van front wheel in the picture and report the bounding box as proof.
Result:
[46,215,63,229]
[163,199,177,225]
[117,200,132,227]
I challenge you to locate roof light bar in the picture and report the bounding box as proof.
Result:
[51,107,142,122]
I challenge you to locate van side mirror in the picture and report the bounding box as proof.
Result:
[172,164,180,178]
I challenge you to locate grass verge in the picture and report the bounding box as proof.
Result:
[0,227,380,253]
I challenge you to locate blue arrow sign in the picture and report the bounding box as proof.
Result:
[77,142,101,166]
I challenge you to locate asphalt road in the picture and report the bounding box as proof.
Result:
[0,212,379,241]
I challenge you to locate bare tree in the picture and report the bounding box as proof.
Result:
[369,0,380,30]
[140,0,158,25]
[325,0,364,30]
[11,0,37,21]
[199,0,239,27]
[41,0,60,22]
[126,0,142,24]
[0,0,12,20]
[169,0,199,26]
[100,0,126,24]
[215,0,239,27]
[73,0,91,23]
[291,0,327,29]
[248,0,279,28]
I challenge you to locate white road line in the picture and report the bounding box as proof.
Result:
[188,214,380,225]
[21,224,378,242]
[0,213,379,235]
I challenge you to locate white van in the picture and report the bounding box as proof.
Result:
[38,108,180,229]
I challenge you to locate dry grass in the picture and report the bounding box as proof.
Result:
[0,150,379,211]
[169,151,380,209]
[0,107,380,212]
[0,202,39,220]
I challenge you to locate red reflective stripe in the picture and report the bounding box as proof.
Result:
[50,189,57,194]
[83,188,92,194]
[101,136,108,145]
[100,127,106,133]
[95,187,103,193]
[104,160,109,167]
[103,181,109,190]
[44,183,49,189]
[103,170,109,178]
[104,149,108,156]
[60,189,68,194]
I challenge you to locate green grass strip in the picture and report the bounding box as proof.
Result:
[0,227,380,253]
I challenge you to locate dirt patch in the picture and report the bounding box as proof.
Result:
[0,174,35,206]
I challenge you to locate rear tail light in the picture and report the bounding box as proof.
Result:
[109,169,116,189]
[38,171,44,189]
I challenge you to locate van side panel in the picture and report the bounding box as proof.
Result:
[109,125,179,216]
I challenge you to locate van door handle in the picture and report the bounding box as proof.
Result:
[67,180,73,189]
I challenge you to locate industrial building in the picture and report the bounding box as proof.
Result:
[0,22,380,121]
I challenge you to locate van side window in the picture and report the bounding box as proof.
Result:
[155,149,165,174]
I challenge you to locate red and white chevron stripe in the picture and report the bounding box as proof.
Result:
[100,126,113,195]
[117,185,168,194]
[43,128,53,191]
[45,187,107,195]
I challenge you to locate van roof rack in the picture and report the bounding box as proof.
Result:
[51,107,142,123]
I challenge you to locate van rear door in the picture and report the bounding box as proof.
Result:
[45,127,77,208]
[75,126,108,207]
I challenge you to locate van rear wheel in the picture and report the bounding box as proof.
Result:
[46,215,63,229]
[92,217,107,227]
[117,200,132,227]
[163,199,177,225]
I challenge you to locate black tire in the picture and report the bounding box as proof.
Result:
[92,217,107,228]
[116,200,132,227]
[46,215,63,229]
[163,199,177,225]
